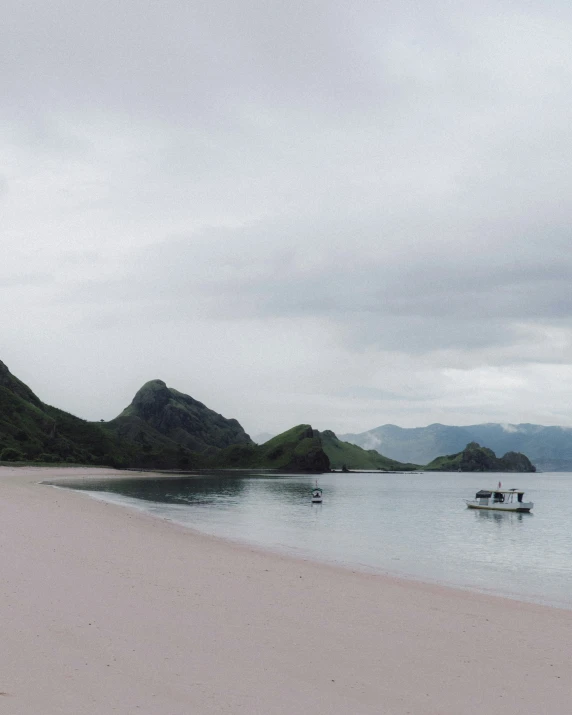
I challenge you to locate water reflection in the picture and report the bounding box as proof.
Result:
[47,475,247,505]
[473,509,530,525]
[256,478,330,503]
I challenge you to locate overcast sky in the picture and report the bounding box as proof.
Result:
[3,0,572,437]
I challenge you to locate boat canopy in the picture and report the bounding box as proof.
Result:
[475,490,492,498]
[476,488,524,495]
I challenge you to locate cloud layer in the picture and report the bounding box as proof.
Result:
[3,0,572,434]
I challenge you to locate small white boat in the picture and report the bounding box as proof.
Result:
[311,483,323,503]
[466,487,533,513]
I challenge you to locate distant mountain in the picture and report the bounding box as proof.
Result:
[425,442,536,472]
[318,430,419,471]
[340,423,572,471]
[108,379,252,453]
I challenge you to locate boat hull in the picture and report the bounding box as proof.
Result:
[466,501,532,513]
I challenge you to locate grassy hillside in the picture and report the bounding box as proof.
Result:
[0,361,202,469]
[319,430,419,470]
[0,377,132,467]
[211,425,330,472]
[0,362,328,471]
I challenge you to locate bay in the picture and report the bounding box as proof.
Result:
[51,470,572,609]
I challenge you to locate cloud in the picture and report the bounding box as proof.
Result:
[2,0,572,433]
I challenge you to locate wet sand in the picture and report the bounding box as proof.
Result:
[0,466,570,714]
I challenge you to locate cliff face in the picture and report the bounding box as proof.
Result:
[425,442,536,472]
[110,379,252,453]
[499,451,537,472]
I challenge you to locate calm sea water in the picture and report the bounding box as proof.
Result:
[50,471,572,609]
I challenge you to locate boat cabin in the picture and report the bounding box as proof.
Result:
[474,489,525,505]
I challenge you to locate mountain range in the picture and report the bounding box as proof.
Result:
[0,361,327,471]
[340,423,572,471]
[0,359,536,472]
[0,360,378,472]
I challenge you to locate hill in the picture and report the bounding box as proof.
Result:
[318,430,419,470]
[0,360,135,467]
[340,422,572,471]
[0,361,330,471]
[109,379,252,453]
[425,442,536,472]
[211,425,330,472]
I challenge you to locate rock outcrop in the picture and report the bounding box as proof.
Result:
[425,442,536,472]
[110,379,252,453]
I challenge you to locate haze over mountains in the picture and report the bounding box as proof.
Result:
[340,423,572,472]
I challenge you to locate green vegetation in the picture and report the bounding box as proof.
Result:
[112,379,252,453]
[0,367,134,467]
[0,363,329,471]
[425,442,536,472]
[319,430,419,471]
[0,362,211,469]
[211,425,330,472]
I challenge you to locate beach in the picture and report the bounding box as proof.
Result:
[0,467,570,714]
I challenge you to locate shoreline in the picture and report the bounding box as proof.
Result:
[46,477,570,613]
[43,467,565,612]
[1,466,571,714]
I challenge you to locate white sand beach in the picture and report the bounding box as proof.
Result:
[0,466,570,715]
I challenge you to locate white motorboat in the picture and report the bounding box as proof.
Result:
[465,487,533,513]
[311,483,323,503]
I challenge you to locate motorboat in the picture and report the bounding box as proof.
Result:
[465,488,533,513]
[311,483,323,504]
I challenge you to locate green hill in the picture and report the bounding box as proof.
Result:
[110,379,252,453]
[318,430,419,470]
[211,424,330,472]
[0,360,134,466]
[0,362,242,469]
[0,361,329,471]
[425,442,536,472]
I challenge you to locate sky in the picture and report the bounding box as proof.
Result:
[3,0,572,438]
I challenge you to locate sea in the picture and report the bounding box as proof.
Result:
[49,470,572,610]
